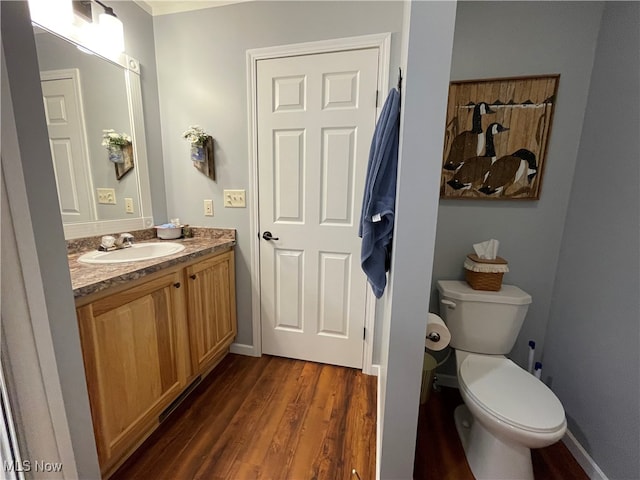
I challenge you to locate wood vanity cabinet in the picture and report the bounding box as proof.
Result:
[185,250,237,375]
[75,248,236,477]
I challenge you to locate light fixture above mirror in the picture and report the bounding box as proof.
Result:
[28,0,125,62]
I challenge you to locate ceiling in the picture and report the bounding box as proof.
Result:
[133,0,252,16]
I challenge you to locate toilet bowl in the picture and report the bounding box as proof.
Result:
[454,351,566,479]
[437,280,567,480]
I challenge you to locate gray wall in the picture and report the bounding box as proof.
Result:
[432,1,604,370]
[544,3,640,478]
[108,0,167,223]
[1,2,100,476]
[154,1,405,345]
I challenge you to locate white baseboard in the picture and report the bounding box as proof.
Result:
[562,429,608,480]
[229,343,259,357]
[367,363,380,377]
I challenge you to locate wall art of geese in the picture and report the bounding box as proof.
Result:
[441,75,558,200]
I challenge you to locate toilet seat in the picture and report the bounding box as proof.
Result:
[459,354,565,434]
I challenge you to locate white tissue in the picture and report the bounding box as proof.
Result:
[426,313,451,352]
[473,238,500,260]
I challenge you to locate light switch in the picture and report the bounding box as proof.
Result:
[97,188,116,205]
[223,189,246,208]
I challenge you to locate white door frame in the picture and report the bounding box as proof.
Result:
[245,33,391,375]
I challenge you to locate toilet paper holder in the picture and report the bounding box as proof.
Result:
[426,331,441,342]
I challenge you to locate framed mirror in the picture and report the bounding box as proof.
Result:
[32,23,153,239]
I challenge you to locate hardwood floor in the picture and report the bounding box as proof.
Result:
[112,354,376,480]
[414,385,589,480]
[113,354,586,480]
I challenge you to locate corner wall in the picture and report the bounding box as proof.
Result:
[432,1,604,368]
[544,3,640,478]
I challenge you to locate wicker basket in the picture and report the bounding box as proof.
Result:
[464,254,508,291]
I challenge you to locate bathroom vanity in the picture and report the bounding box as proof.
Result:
[69,228,237,477]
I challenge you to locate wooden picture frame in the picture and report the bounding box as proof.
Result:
[440,74,559,200]
[193,135,215,181]
[115,143,134,180]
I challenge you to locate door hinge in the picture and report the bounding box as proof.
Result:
[375,90,379,107]
[363,327,366,341]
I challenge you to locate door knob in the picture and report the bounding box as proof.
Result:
[262,231,279,241]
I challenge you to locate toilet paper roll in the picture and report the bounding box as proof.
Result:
[426,313,451,351]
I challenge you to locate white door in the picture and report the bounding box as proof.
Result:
[257,48,379,368]
[41,69,95,223]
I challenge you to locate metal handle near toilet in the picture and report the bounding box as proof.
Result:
[440,299,456,309]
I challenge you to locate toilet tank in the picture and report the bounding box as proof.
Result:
[437,280,532,355]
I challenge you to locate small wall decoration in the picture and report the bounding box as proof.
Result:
[115,144,134,180]
[440,75,559,200]
[102,129,134,180]
[183,125,215,181]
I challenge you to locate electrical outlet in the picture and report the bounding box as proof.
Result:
[125,197,134,214]
[97,188,116,205]
[223,189,246,208]
[204,199,213,216]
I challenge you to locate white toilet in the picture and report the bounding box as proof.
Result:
[437,280,566,480]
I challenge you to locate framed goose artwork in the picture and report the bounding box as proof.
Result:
[440,74,559,200]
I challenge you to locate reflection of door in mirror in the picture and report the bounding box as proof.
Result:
[41,69,96,223]
[34,27,141,224]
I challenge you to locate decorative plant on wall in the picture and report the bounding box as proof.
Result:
[102,129,134,180]
[183,125,215,180]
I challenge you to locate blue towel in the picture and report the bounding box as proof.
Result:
[359,88,400,298]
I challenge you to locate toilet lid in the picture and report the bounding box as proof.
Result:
[459,355,565,433]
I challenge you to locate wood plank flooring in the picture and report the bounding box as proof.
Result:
[414,385,589,480]
[113,354,587,480]
[112,354,376,480]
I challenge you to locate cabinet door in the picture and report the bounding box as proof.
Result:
[186,250,237,374]
[76,271,190,471]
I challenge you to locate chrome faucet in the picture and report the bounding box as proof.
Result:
[115,233,134,248]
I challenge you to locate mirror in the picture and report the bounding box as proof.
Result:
[32,24,153,239]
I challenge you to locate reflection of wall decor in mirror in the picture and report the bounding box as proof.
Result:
[33,23,154,238]
[183,125,215,180]
[115,144,135,180]
[441,75,559,200]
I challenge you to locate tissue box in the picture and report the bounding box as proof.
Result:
[464,254,509,291]
[155,225,183,240]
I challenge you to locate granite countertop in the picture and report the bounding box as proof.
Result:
[68,228,236,299]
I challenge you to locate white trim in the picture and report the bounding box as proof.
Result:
[229,343,259,357]
[562,430,609,480]
[246,33,391,371]
[369,364,380,377]
[362,290,378,375]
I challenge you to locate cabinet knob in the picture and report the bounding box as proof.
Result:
[190,274,197,280]
[173,282,181,289]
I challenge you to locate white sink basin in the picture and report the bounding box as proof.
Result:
[78,242,185,264]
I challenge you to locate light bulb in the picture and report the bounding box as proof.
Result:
[97,11,125,58]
